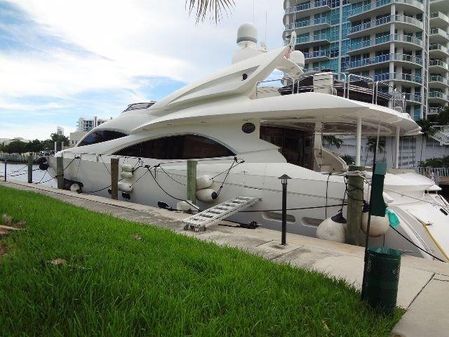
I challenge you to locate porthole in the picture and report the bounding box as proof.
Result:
[242,122,256,134]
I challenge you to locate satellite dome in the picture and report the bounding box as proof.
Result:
[236,23,257,44]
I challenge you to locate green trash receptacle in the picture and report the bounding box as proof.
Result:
[363,247,401,314]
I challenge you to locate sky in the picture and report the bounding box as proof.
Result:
[0,0,284,140]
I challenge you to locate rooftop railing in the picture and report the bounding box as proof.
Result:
[255,71,406,112]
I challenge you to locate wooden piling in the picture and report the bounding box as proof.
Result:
[56,156,64,189]
[111,158,119,200]
[3,160,6,182]
[27,154,33,183]
[187,160,197,204]
[346,165,365,245]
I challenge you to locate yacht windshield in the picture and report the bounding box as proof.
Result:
[123,102,155,112]
[78,130,127,147]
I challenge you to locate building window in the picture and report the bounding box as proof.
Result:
[78,130,127,147]
[113,135,235,159]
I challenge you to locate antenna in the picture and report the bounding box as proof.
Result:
[264,10,268,43]
[252,0,255,23]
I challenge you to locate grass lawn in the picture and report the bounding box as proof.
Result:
[0,186,402,336]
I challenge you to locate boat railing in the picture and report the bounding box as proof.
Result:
[416,167,449,183]
[255,71,406,112]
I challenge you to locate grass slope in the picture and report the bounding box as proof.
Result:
[0,186,401,336]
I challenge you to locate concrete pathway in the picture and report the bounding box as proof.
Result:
[2,180,449,337]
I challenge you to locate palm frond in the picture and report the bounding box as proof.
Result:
[186,0,235,23]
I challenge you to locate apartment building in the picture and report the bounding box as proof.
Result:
[283,0,449,120]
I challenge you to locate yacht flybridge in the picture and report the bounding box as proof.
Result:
[43,24,449,262]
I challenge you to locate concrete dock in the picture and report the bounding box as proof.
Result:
[1,180,449,337]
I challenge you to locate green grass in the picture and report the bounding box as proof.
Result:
[0,186,402,336]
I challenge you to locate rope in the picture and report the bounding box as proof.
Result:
[390,225,445,262]
[158,165,186,186]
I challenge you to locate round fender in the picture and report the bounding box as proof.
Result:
[316,217,346,243]
[196,188,218,203]
[121,164,134,172]
[118,182,133,193]
[120,171,133,179]
[362,213,389,237]
[196,175,213,190]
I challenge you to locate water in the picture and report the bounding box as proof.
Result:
[0,161,57,188]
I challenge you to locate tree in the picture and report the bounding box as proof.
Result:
[364,136,385,165]
[437,106,449,125]
[187,0,235,23]
[416,119,436,162]
[25,139,44,153]
[323,135,343,148]
[50,133,69,146]
[5,139,28,154]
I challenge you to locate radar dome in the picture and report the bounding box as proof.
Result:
[236,23,257,44]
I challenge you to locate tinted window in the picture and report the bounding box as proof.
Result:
[114,135,234,159]
[78,130,127,147]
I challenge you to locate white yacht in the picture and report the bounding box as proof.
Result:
[43,24,449,262]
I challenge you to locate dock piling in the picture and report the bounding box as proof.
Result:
[27,154,33,183]
[187,160,197,204]
[56,156,64,189]
[346,165,365,245]
[111,158,119,200]
[3,160,6,182]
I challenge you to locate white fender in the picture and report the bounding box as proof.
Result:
[196,175,213,190]
[70,183,81,193]
[362,213,389,237]
[177,201,194,212]
[120,171,133,179]
[118,182,133,193]
[316,217,346,243]
[196,188,218,203]
[121,164,134,172]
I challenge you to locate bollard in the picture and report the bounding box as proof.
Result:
[346,165,365,245]
[187,160,197,204]
[27,155,33,183]
[56,156,64,189]
[4,160,6,182]
[110,158,119,200]
[279,174,291,245]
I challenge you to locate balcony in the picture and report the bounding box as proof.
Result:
[429,107,445,115]
[303,50,331,61]
[296,34,331,46]
[348,34,423,54]
[430,12,449,29]
[285,0,330,18]
[429,44,449,58]
[285,17,331,33]
[430,28,449,45]
[373,72,422,84]
[430,0,449,13]
[429,74,449,89]
[349,15,423,38]
[429,91,449,104]
[349,0,424,20]
[403,93,422,103]
[429,59,449,74]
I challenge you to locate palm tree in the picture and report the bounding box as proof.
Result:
[187,0,235,23]
[416,119,437,162]
[364,137,385,165]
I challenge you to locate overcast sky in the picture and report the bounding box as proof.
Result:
[0,0,284,140]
